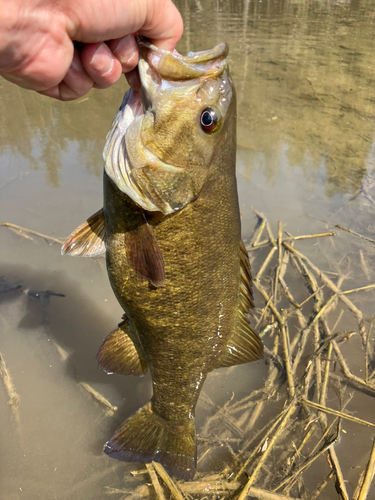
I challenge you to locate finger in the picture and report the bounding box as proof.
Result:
[81,42,123,89]
[38,49,94,100]
[125,68,140,92]
[142,1,184,52]
[61,49,93,98]
[107,35,139,74]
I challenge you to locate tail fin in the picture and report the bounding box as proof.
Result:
[104,403,196,480]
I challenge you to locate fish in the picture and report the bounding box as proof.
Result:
[62,36,263,480]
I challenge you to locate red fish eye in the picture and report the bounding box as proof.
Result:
[200,108,218,133]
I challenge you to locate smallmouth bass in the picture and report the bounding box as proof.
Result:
[62,37,263,480]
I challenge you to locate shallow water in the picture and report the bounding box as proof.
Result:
[1,0,375,498]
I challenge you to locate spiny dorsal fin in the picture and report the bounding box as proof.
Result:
[217,241,263,368]
[97,317,148,376]
[125,216,164,287]
[61,209,106,257]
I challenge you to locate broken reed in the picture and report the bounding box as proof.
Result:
[2,214,375,500]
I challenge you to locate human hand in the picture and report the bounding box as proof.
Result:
[0,0,183,100]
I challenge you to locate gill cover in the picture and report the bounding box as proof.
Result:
[103,38,231,215]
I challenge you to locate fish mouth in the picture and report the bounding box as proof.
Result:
[103,38,230,214]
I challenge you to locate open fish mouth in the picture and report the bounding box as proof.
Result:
[103,37,231,215]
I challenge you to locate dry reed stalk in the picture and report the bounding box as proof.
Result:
[357,439,375,500]
[307,470,334,500]
[353,471,366,500]
[146,464,167,500]
[237,401,297,500]
[283,242,369,349]
[152,463,186,500]
[302,398,375,428]
[250,214,267,247]
[283,231,336,241]
[274,422,340,493]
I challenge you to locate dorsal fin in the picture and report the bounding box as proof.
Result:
[61,209,106,257]
[97,317,148,376]
[217,241,263,368]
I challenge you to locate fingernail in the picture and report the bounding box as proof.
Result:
[113,35,137,64]
[89,43,114,75]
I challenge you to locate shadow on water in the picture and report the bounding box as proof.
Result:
[0,265,152,451]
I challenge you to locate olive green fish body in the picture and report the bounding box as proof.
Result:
[62,38,263,480]
[104,108,239,424]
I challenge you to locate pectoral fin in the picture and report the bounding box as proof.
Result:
[125,216,164,287]
[97,317,148,376]
[217,241,263,368]
[61,209,106,257]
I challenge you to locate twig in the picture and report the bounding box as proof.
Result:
[330,340,375,393]
[253,281,283,325]
[302,398,375,428]
[283,242,369,349]
[79,382,117,414]
[247,240,270,251]
[1,222,64,244]
[283,231,336,241]
[274,421,340,492]
[335,224,375,245]
[357,439,375,500]
[146,464,167,500]
[237,401,297,500]
[152,462,186,500]
[251,214,267,247]
[280,323,295,398]
[0,351,21,425]
[180,479,241,495]
[254,247,277,280]
[298,285,326,308]
[307,470,334,500]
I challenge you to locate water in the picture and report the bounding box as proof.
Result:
[1,0,375,498]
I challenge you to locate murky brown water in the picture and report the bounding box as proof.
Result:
[1,1,375,499]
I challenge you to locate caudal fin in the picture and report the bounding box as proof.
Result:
[104,403,196,480]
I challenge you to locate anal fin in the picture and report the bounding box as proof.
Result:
[97,317,148,376]
[62,208,106,257]
[217,241,263,368]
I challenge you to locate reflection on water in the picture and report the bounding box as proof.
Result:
[1,0,375,498]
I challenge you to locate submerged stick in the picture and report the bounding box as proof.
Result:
[1,222,64,244]
[335,224,375,245]
[302,398,375,428]
[275,427,339,493]
[357,439,375,500]
[307,471,334,500]
[237,401,297,500]
[152,463,186,500]
[79,382,118,414]
[0,351,21,425]
[283,242,369,347]
[283,231,336,241]
[146,464,167,500]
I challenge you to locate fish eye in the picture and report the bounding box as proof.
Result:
[200,107,220,133]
